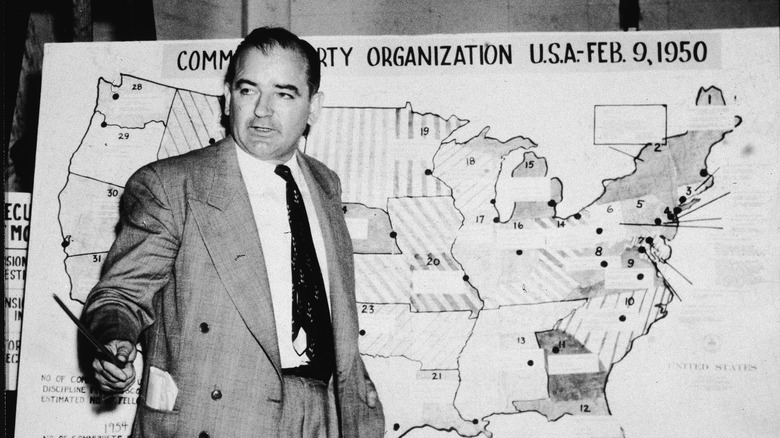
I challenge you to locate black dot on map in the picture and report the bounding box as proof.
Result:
[359,329,366,336]
[490,199,496,204]
[101,121,107,127]
[700,169,709,177]
[673,207,682,214]
[601,260,608,268]
[61,239,70,248]
[619,315,627,322]
[654,218,662,225]
[516,250,523,255]
[645,237,654,245]
[393,424,400,431]
[493,217,500,223]
[527,360,534,366]
[638,246,647,254]
[389,231,397,238]
[552,346,560,354]
[472,419,479,425]
[574,213,582,220]
[112,93,119,100]
[547,200,557,207]
[637,273,645,280]
[679,196,687,204]
[209,138,216,144]
[667,213,676,221]
[424,169,432,176]
[596,228,603,234]
[463,275,470,282]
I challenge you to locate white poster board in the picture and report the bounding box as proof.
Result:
[17,28,780,437]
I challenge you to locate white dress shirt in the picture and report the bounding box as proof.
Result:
[235,144,331,368]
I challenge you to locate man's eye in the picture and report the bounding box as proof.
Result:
[279,93,294,99]
[238,88,255,95]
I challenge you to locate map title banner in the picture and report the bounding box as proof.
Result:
[161,30,722,79]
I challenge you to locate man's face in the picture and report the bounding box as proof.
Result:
[224,46,323,163]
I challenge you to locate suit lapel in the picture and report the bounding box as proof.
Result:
[188,141,283,380]
[298,155,359,379]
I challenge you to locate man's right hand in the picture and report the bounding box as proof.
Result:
[92,339,137,393]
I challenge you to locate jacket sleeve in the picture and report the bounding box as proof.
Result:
[82,165,181,345]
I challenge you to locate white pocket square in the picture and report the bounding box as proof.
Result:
[146,366,178,411]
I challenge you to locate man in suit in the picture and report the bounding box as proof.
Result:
[83,27,384,437]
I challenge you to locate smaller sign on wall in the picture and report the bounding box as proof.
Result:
[5,192,31,391]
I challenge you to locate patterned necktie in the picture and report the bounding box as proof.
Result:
[274,164,335,374]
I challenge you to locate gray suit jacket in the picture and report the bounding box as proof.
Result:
[83,139,384,437]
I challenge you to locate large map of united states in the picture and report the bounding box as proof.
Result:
[58,74,738,437]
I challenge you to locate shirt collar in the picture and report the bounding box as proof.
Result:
[234,143,303,185]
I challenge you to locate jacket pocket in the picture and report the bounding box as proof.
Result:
[136,401,180,437]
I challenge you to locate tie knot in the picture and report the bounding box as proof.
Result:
[274,164,294,183]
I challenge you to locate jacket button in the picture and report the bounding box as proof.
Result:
[199,432,209,438]
[211,389,222,400]
[199,322,209,333]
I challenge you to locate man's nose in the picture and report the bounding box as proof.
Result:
[254,94,273,117]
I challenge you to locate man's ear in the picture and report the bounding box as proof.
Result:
[223,83,231,116]
[307,92,324,125]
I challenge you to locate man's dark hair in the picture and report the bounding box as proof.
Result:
[224,27,321,97]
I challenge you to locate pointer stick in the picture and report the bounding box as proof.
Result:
[53,294,127,368]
